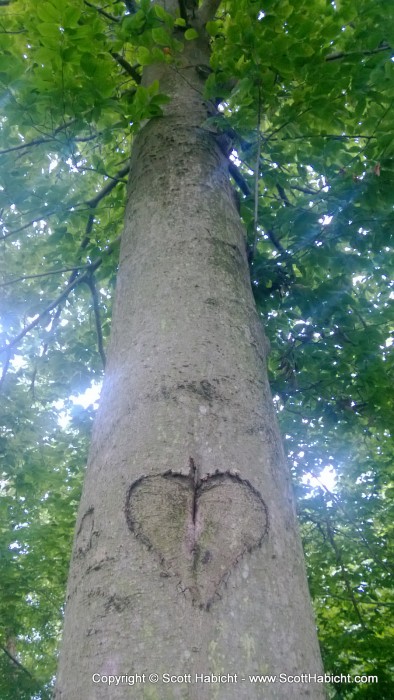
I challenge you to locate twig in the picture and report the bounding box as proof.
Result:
[0,274,90,358]
[0,265,90,288]
[83,0,119,22]
[251,86,262,261]
[0,120,77,156]
[1,645,33,678]
[289,184,320,195]
[315,480,393,576]
[326,520,368,631]
[1,164,129,241]
[0,238,120,365]
[0,28,27,34]
[320,595,394,608]
[0,350,11,392]
[326,43,392,61]
[267,133,375,142]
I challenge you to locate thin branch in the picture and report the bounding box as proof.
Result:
[197,0,222,26]
[267,229,286,255]
[86,163,130,208]
[315,480,394,576]
[0,120,77,156]
[326,43,392,61]
[321,595,394,608]
[36,302,63,374]
[0,350,11,392]
[83,0,119,22]
[251,86,262,261]
[289,184,320,195]
[1,164,129,241]
[0,238,120,368]
[0,28,27,34]
[110,51,141,84]
[1,645,33,678]
[0,265,90,288]
[326,521,368,631]
[0,275,89,358]
[86,273,106,368]
[276,183,292,206]
[1,212,59,240]
[267,133,376,143]
[264,107,311,142]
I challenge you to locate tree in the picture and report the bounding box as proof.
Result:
[0,1,393,699]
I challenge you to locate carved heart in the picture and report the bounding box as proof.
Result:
[125,470,268,609]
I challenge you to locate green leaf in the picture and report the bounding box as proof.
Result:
[136,46,151,65]
[151,27,172,46]
[184,28,199,41]
[153,5,173,26]
[36,2,60,23]
[206,21,220,37]
[64,6,81,27]
[36,23,61,38]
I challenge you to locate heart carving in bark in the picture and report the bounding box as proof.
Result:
[125,465,268,609]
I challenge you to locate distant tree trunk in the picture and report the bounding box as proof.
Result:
[55,28,326,700]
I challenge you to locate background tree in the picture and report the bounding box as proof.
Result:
[0,0,393,698]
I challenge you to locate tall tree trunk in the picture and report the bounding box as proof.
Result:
[55,32,326,700]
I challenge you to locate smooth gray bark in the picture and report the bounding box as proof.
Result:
[55,30,326,700]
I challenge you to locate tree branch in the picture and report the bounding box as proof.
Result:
[1,645,33,678]
[0,28,27,34]
[267,229,286,255]
[110,51,141,84]
[83,0,119,22]
[86,163,130,208]
[0,120,77,156]
[86,273,106,368]
[0,351,12,392]
[326,521,368,631]
[276,183,292,206]
[326,43,392,61]
[1,164,129,241]
[0,265,90,288]
[251,87,262,262]
[0,237,120,363]
[228,161,251,196]
[0,275,89,359]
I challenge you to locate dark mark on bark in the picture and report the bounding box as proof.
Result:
[105,594,135,614]
[156,379,221,405]
[76,507,95,556]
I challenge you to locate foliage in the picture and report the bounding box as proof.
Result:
[0,0,393,698]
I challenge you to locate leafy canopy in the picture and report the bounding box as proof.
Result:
[0,0,393,698]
